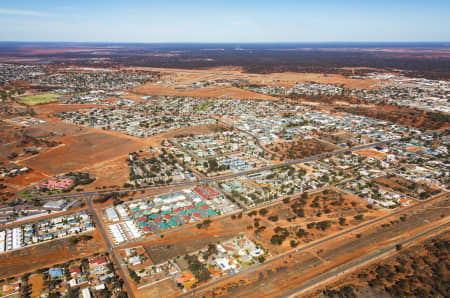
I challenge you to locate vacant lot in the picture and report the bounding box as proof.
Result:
[355,148,387,160]
[84,155,131,190]
[32,103,108,118]
[134,82,278,100]
[137,278,178,298]
[0,186,15,203]
[319,131,356,146]
[374,175,441,199]
[5,169,49,189]
[334,105,450,130]
[19,93,60,105]
[129,67,381,90]
[0,121,59,161]
[23,131,145,175]
[268,138,338,160]
[24,121,90,140]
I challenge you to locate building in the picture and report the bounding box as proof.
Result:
[81,287,91,298]
[106,207,119,222]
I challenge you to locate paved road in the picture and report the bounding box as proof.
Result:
[282,221,450,298]
[178,191,449,297]
[87,196,136,298]
[33,128,447,202]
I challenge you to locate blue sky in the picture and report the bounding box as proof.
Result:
[0,0,449,42]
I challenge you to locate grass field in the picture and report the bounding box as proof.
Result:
[19,93,60,105]
[19,190,62,199]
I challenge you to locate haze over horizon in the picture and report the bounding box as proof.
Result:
[1,0,449,43]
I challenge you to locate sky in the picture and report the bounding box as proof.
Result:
[0,0,449,42]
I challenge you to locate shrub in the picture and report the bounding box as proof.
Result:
[268,215,279,222]
[316,220,332,231]
[354,214,364,220]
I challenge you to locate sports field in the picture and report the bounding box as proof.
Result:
[19,93,60,105]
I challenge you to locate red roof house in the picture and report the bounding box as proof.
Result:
[89,257,107,265]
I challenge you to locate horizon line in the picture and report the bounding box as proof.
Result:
[0,41,449,44]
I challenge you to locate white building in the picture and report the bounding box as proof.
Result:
[106,207,119,222]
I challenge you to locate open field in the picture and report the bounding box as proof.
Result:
[0,140,20,161]
[268,138,339,161]
[4,169,50,189]
[0,186,15,203]
[137,278,178,298]
[23,121,91,140]
[133,82,278,100]
[32,103,109,117]
[19,93,60,106]
[354,148,387,160]
[0,230,104,279]
[22,130,146,175]
[374,175,441,200]
[0,121,60,161]
[334,104,450,130]
[83,155,131,190]
[129,67,382,90]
